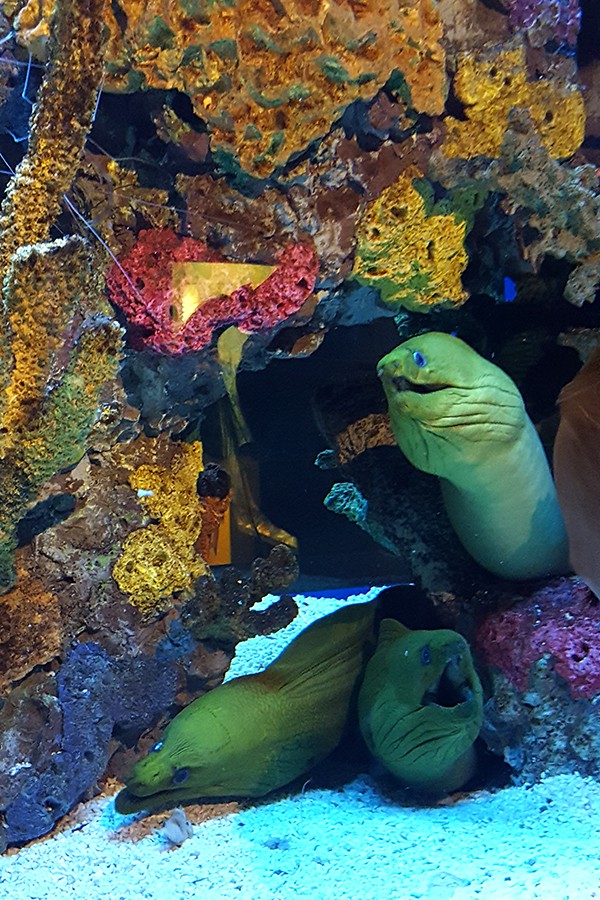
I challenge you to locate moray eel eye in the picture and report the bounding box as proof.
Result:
[412,350,428,368]
[422,657,472,709]
[172,768,190,785]
[420,645,432,666]
[150,741,163,753]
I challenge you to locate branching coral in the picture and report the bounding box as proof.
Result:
[10,0,446,175]
[112,441,211,614]
[352,168,468,311]
[106,228,319,353]
[0,0,107,280]
[444,44,585,160]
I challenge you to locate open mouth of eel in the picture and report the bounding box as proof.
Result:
[389,375,447,394]
[422,658,474,708]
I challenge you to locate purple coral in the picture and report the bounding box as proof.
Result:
[506,0,581,48]
[3,644,178,844]
[476,577,600,699]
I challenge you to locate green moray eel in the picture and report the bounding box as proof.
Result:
[115,601,376,814]
[358,619,483,794]
[377,332,569,580]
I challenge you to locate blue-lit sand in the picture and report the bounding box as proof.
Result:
[2,588,600,899]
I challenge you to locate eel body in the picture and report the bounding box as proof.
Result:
[377,332,569,580]
[553,344,600,599]
[115,601,376,814]
[358,619,483,794]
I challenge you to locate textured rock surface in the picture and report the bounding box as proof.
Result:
[0,0,598,854]
[477,578,600,700]
[10,0,447,175]
[503,0,581,48]
[1,643,178,845]
[476,578,600,782]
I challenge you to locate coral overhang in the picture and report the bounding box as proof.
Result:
[105,228,319,354]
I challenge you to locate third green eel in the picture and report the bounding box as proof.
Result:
[377,332,568,580]
[358,619,483,794]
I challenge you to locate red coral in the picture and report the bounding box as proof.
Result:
[476,577,600,699]
[105,228,319,354]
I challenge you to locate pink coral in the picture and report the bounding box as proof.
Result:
[105,229,318,354]
[476,577,600,699]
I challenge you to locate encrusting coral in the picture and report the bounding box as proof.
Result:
[0,0,107,279]
[9,0,447,175]
[444,44,585,160]
[352,168,468,311]
[112,441,211,614]
[1,0,599,852]
[106,228,319,354]
[0,238,124,589]
[475,577,600,784]
[0,0,124,589]
[477,578,600,700]
[491,116,600,306]
[430,110,600,306]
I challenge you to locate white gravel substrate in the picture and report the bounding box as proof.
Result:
[2,588,600,900]
[1,773,599,900]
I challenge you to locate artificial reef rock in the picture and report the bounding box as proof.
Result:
[9,0,448,175]
[476,578,600,783]
[0,0,599,852]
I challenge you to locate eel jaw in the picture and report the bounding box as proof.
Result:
[421,658,474,708]
[390,375,447,394]
[376,366,448,395]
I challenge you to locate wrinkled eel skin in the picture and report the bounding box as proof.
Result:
[115,601,376,814]
[358,619,483,794]
[378,332,569,580]
[553,343,600,599]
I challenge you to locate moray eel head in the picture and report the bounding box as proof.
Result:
[115,693,245,814]
[116,602,377,815]
[358,620,484,795]
[377,332,526,476]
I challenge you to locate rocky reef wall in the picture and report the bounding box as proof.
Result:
[0,0,599,848]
